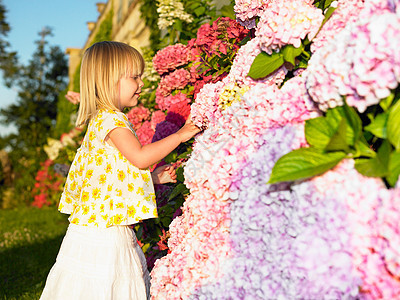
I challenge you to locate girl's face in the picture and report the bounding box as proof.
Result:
[118,75,144,109]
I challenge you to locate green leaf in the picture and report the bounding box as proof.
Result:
[161,217,172,227]
[326,106,358,147]
[387,100,400,150]
[305,104,361,151]
[189,2,201,10]
[305,117,335,149]
[177,150,191,159]
[219,3,236,19]
[173,19,183,31]
[176,166,185,182]
[353,137,376,158]
[248,51,284,79]
[321,6,336,27]
[164,151,178,163]
[364,112,389,139]
[315,0,335,10]
[268,147,347,184]
[380,93,395,111]
[296,60,308,69]
[281,44,304,66]
[168,183,189,200]
[323,0,335,9]
[194,6,206,17]
[325,107,343,128]
[342,102,362,145]
[387,150,400,187]
[354,140,390,177]
[325,118,350,152]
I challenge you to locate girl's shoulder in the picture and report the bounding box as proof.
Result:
[90,109,133,142]
[92,109,129,127]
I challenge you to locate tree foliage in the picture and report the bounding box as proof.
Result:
[0,0,18,85]
[0,28,68,205]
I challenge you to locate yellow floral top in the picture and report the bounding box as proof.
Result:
[58,109,158,227]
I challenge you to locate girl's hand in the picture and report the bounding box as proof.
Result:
[66,91,80,105]
[152,164,177,184]
[177,114,201,143]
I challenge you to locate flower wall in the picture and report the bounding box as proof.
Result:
[128,16,250,269]
[150,0,400,299]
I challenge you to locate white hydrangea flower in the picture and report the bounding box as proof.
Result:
[157,0,193,30]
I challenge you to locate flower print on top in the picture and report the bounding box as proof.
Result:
[58,109,157,227]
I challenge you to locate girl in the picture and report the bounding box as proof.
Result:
[40,41,200,300]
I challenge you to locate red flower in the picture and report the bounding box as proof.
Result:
[166,100,191,127]
[136,121,155,145]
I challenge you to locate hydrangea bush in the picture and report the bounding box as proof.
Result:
[150,0,400,299]
[131,11,250,269]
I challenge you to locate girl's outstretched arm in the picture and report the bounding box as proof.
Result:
[107,117,200,169]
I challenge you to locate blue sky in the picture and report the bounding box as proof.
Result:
[0,0,102,136]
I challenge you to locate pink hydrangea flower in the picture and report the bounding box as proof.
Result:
[190,80,225,129]
[256,0,324,54]
[234,0,271,29]
[156,91,191,111]
[166,100,191,127]
[156,68,191,97]
[311,0,365,53]
[153,43,192,75]
[126,105,151,130]
[306,7,400,112]
[135,121,154,145]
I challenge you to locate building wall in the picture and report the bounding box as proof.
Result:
[66,0,150,87]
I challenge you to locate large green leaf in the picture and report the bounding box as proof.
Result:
[248,51,284,79]
[387,150,400,187]
[281,44,304,66]
[325,118,350,152]
[387,100,400,150]
[364,112,389,139]
[325,107,343,128]
[326,106,358,147]
[305,117,335,149]
[342,102,362,145]
[354,140,390,177]
[268,147,347,184]
[305,105,361,152]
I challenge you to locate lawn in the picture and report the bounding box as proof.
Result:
[0,206,68,300]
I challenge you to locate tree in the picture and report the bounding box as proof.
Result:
[0,27,68,205]
[0,0,18,84]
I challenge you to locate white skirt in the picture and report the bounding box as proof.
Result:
[40,224,150,300]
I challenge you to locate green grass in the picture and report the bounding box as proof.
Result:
[0,206,68,300]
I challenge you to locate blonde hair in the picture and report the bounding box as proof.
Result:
[75,41,145,126]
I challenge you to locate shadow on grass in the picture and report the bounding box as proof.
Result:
[0,234,64,299]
